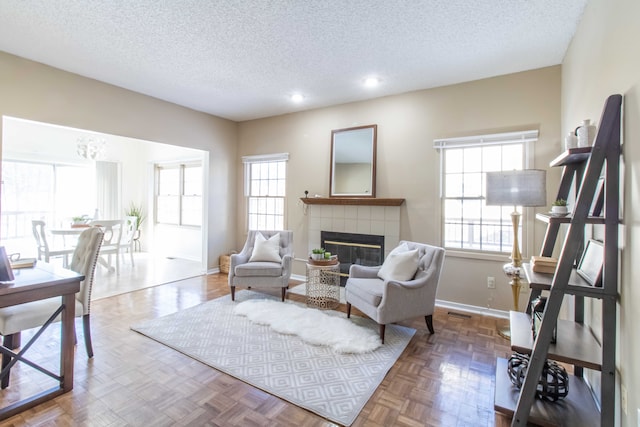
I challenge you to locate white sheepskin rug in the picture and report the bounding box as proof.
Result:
[233,300,382,353]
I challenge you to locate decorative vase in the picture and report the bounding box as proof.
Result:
[564,131,578,150]
[577,119,597,147]
[311,253,324,260]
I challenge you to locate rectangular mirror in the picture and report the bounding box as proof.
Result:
[330,124,377,197]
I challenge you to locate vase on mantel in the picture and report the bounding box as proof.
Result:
[577,119,597,147]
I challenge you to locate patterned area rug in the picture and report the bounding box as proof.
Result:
[131,290,415,426]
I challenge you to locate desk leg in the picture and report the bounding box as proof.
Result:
[61,292,76,392]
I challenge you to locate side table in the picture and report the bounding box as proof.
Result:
[306,259,340,310]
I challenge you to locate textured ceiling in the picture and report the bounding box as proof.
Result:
[0,1,587,122]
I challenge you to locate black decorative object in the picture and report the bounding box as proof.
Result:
[531,296,557,343]
[507,353,569,401]
[304,190,309,198]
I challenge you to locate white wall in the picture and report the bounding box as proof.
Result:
[562,0,640,424]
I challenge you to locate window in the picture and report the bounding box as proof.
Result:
[1,160,95,254]
[242,153,288,231]
[434,130,538,253]
[155,163,202,226]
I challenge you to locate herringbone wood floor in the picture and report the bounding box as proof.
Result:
[0,274,516,426]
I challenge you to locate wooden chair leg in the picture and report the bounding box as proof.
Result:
[346,303,352,318]
[230,286,236,301]
[425,314,435,334]
[379,324,386,344]
[281,287,286,301]
[1,334,16,389]
[83,314,94,358]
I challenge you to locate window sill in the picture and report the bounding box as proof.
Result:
[445,249,512,263]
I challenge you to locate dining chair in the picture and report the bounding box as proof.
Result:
[120,216,137,266]
[89,219,124,274]
[31,220,75,267]
[0,227,104,388]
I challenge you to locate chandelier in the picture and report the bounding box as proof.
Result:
[76,137,106,160]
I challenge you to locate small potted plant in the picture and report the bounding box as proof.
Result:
[311,248,325,260]
[551,199,568,216]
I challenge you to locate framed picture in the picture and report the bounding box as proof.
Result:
[0,246,15,282]
[577,239,604,287]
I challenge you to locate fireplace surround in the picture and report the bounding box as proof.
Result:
[306,203,401,281]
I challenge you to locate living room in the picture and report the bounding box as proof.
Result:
[0,0,638,425]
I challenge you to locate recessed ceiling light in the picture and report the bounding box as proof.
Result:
[291,93,304,103]
[363,77,380,87]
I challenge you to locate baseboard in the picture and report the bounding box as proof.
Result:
[291,273,306,282]
[435,299,508,319]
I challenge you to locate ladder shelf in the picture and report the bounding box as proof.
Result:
[493,94,622,426]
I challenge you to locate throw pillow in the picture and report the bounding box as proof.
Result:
[377,248,419,282]
[249,232,282,263]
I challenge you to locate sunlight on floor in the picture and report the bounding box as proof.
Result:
[91,252,204,300]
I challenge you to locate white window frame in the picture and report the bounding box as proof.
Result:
[155,161,202,227]
[434,130,538,261]
[242,153,288,231]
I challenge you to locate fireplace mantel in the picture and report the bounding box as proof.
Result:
[300,197,404,206]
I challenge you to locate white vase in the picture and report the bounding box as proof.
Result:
[577,119,597,147]
[564,131,578,150]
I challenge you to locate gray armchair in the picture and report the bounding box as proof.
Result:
[228,230,293,301]
[345,241,445,343]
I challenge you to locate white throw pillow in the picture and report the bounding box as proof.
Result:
[377,248,419,282]
[249,232,282,263]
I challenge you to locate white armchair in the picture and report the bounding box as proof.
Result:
[346,241,445,343]
[228,230,293,301]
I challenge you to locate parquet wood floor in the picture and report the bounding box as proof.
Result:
[0,274,516,426]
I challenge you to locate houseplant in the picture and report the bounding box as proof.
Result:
[551,199,568,216]
[125,202,146,230]
[311,248,325,260]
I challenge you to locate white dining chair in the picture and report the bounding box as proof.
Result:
[31,220,75,267]
[120,216,137,266]
[89,219,124,274]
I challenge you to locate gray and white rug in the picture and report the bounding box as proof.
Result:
[131,290,415,426]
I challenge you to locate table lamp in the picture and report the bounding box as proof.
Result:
[485,169,546,338]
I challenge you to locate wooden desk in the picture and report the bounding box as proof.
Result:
[0,263,83,420]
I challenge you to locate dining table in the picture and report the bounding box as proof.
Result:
[0,262,83,420]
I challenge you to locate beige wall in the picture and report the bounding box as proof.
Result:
[562,0,640,424]
[0,52,238,269]
[238,66,562,312]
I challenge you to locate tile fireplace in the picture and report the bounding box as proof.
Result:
[306,203,400,282]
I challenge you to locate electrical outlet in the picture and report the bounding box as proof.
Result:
[487,276,496,289]
[622,384,628,414]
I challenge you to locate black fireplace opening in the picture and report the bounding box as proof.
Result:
[321,231,384,285]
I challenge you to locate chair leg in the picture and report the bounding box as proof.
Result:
[83,314,94,358]
[231,286,236,301]
[281,287,286,301]
[425,315,435,334]
[346,303,352,318]
[379,324,386,344]
[1,334,17,389]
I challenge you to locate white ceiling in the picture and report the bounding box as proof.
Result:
[0,1,587,122]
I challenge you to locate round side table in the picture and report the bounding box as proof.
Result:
[306,259,340,310]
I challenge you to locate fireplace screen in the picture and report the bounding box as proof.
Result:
[321,231,384,285]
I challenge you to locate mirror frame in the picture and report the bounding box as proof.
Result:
[329,124,377,198]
